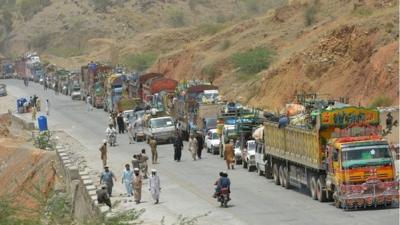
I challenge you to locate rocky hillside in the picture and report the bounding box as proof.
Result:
[1,0,398,110]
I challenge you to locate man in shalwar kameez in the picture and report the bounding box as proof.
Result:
[149,169,161,204]
[132,168,143,204]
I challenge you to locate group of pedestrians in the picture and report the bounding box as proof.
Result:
[29,95,50,120]
[175,131,204,162]
[98,164,161,209]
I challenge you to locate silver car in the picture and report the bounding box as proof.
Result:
[0,84,7,96]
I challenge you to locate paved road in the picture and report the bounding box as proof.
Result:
[2,79,399,225]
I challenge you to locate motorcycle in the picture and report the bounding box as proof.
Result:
[217,188,230,207]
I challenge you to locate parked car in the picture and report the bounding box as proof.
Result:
[224,102,241,114]
[234,140,242,164]
[123,110,134,126]
[0,84,7,96]
[205,129,220,155]
[242,140,256,171]
[132,119,145,142]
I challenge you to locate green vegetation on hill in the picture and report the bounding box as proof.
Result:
[231,47,275,75]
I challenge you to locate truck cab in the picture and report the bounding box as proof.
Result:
[242,140,256,172]
[325,136,398,208]
[144,116,176,143]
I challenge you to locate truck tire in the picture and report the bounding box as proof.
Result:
[283,166,290,189]
[309,176,318,200]
[273,164,280,185]
[247,164,253,172]
[317,177,327,202]
[265,164,273,179]
[279,165,285,187]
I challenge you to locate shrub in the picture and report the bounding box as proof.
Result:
[92,0,112,12]
[369,96,393,108]
[231,47,274,75]
[219,40,231,51]
[353,6,373,17]
[304,5,317,26]
[216,13,226,23]
[19,0,50,20]
[196,23,225,35]
[29,32,51,51]
[202,64,218,82]
[122,52,157,72]
[167,9,185,27]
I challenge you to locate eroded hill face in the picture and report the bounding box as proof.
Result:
[1,0,398,109]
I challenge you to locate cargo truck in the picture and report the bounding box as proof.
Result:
[257,106,398,209]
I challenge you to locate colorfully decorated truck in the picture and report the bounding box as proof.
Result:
[258,106,398,209]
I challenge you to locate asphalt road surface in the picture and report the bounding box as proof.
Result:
[2,79,399,225]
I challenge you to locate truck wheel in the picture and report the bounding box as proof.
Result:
[265,164,273,179]
[326,190,334,202]
[309,176,318,200]
[283,166,290,189]
[273,164,280,185]
[317,177,327,202]
[279,165,285,187]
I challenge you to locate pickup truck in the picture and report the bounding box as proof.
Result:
[144,116,176,143]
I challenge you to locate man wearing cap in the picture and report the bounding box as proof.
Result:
[96,184,112,209]
[149,169,161,204]
[122,164,134,197]
[132,168,143,204]
[100,166,117,196]
[99,139,108,167]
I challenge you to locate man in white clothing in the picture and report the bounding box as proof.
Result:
[149,169,161,204]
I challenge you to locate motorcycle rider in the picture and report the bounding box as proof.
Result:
[106,124,117,146]
[214,171,231,198]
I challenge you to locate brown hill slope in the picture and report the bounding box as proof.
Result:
[148,0,399,110]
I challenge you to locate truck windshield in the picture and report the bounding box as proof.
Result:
[211,132,219,140]
[247,141,256,151]
[342,146,392,169]
[151,118,174,128]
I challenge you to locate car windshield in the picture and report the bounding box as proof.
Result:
[247,141,255,151]
[150,118,174,128]
[73,86,80,91]
[342,145,392,169]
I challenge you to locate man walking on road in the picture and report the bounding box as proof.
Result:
[31,106,37,120]
[139,149,149,179]
[174,132,184,162]
[100,166,117,196]
[86,95,93,111]
[99,139,108,167]
[45,99,50,116]
[196,133,204,159]
[188,134,198,161]
[149,169,161,204]
[149,137,158,164]
[132,168,142,204]
[117,113,125,134]
[224,139,235,170]
[122,164,133,197]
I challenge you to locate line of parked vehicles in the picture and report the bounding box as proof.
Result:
[3,56,399,210]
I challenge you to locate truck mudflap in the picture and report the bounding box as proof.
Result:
[337,178,399,209]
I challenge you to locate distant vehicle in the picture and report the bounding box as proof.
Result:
[144,116,175,143]
[242,140,256,172]
[133,119,145,142]
[0,84,7,96]
[205,129,220,155]
[71,85,82,100]
[122,110,134,129]
[225,102,241,114]
[234,140,242,164]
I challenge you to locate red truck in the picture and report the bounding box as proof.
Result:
[81,63,113,107]
[137,73,164,101]
[142,77,178,104]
